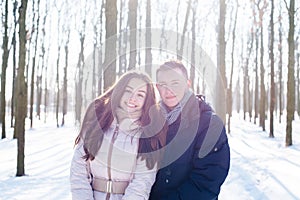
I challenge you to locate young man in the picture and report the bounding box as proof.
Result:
[149,60,230,200]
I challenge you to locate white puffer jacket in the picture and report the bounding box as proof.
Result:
[70,121,157,200]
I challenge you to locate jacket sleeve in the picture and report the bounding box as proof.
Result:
[122,157,157,200]
[70,140,94,200]
[166,113,230,200]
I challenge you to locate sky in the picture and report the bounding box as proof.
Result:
[0,111,300,200]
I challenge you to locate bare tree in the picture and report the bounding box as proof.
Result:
[1,0,9,138]
[177,0,192,60]
[128,0,138,70]
[257,0,268,131]
[145,0,152,76]
[75,9,87,124]
[16,0,28,176]
[55,3,63,127]
[297,37,300,117]
[269,0,275,138]
[227,0,239,133]
[243,29,254,121]
[216,0,227,122]
[190,0,198,91]
[285,0,295,146]
[62,25,70,126]
[254,27,259,124]
[36,0,49,120]
[11,0,18,130]
[97,0,105,95]
[29,0,41,128]
[103,0,117,91]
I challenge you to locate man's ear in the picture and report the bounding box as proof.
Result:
[187,79,191,88]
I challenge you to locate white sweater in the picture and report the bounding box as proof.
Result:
[70,122,157,200]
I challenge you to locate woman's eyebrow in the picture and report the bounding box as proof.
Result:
[126,85,146,93]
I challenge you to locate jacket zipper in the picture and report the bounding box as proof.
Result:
[106,124,119,199]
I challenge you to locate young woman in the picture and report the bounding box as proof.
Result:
[70,71,167,200]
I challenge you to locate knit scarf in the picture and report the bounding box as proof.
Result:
[160,90,192,125]
[115,107,141,133]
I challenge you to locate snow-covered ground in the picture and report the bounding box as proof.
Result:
[0,112,299,200]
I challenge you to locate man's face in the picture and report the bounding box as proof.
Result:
[156,68,189,110]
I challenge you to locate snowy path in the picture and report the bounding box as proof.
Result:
[220,114,300,200]
[0,114,300,200]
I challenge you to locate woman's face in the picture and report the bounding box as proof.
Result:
[119,78,148,115]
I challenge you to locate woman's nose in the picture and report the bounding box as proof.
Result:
[129,95,137,102]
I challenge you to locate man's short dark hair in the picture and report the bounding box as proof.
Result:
[156,60,188,80]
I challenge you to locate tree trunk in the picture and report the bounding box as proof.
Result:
[29,0,41,128]
[11,0,18,130]
[269,0,275,138]
[189,0,198,91]
[36,1,48,120]
[176,0,180,54]
[259,25,265,131]
[177,0,192,60]
[215,0,227,123]
[128,0,138,70]
[103,0,117,91]
[1,0,9,139]
[254,29,259,124]
[98,0,105,95]
[297,52,300,117]
[62,30,70,126]
[75,35,85,124]
[145,0,152,76]
[244,30,254,121]
[278,4,283,123]
[16,0,28,176]
[56,46,61,128]
[227,0,238,133]
[286,0,295,147]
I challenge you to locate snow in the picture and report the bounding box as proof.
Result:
[1,113,300,200]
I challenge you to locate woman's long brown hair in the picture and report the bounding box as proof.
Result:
[75,71,167,169]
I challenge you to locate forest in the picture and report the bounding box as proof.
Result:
[0,0,299,176]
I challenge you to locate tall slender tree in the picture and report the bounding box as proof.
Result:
[216,0,227,122]
[278,3,283,123]
[177,0,192,60]
[97,0,105,95]
[145,0,152,76]
[103,0,117,91]
[269,0,275,138]
[29,0,41,128]
[55,4,63,127]
[228,0,239,133]
[243,29,254,121]
[11,0,19,129]
[128,0,138,70]
[1,0,9,139]
[285,0,295,146]
[62,28,70,126]
[75,9,87,124]
[16,0,28,176]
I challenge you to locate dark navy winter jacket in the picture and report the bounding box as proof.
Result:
[149,95,230,200]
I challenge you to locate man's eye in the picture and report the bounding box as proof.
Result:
[171,82,179,86]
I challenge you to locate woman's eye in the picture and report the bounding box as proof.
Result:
[124,89,132,94]
[137,93,145,98]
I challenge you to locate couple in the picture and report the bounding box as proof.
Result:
[70,60,230,200]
